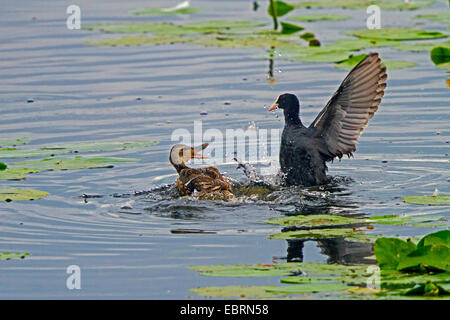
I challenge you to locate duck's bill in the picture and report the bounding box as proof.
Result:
[269,102,278,111]
[191,143,209,159]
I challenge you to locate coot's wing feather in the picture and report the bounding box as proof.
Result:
[309,53,387,159]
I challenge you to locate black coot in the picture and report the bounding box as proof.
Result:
[269,53,387,186]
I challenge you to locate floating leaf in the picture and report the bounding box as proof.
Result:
[398,245,450,273]
[291,0,436,11]
[0,188,48,201]
[267,1,294,18]
[335,54,368,69]
[9,156,138,172]
[190,285,280,298]
[189,262,303,277]
[0,252,30,260]
[367,214,448,228]
[430,46,450,67]
[404,282,450,296]
[0,138,29,148]
[265,283,350,294]
[347,28,447,41]
[260,214,362,227]
[130,8,203,15]
[0,140,157,159]
[374,238,417,270]
[289,14,350,22]
[417,230,450,248]
[415,13,450,24]
[86,35,192,47]
[0,168,39,180]
[280,22,304,35]
[268,228,376,243]
[300,32,315,40]
[403,195,450,206]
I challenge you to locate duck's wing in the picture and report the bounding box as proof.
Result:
[309,53,387,159]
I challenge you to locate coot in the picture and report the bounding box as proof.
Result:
[269,53,387,186]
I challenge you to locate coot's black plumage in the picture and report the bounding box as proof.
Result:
[269,53,387,186]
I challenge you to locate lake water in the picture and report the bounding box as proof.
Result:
[0,0,448,299]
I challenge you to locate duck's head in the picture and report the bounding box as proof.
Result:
[169,143,209,170]
[269,93,301,125]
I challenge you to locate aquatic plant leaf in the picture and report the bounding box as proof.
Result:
[268,1,294,18]
[415,13,450,24]
[391,42,442,52]
[0,252,30,260]
[260,214,362,227]
[398,245,450,272]
[380,270,450,290]
[189,262,303,277]
[85,35,192,47]
[0,188,48,201]
[403,195,450,206]
[183,20,267,32]
[130,8,203,15]
[0,140,157,159]
[417,230,450,248]
[374,238,417,270]
[366,214,448,228]
[9,156,138,172]
[0,168,39,180]
[268,228,373,242]
[0,162,6,171]
[291,0,436,11]
[280,22,304,35]
[265,283,350,294]
[190,34,294,48]
[83,22,186,35]
[300,32,315,40]
[0,138,30,148]
[347,28,447,41]
[430,46,450,66]
[404,282,450,296]
[334,54,368,69]
[190,285,280,298]
[289,14,350,22]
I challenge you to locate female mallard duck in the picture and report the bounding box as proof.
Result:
[169,143,233,199]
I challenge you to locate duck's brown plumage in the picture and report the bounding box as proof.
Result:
[169,144,233,199]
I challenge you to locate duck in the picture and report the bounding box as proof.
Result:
[169,143,233,199]
[269,53,387,187]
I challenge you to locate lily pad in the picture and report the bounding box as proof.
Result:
[0,138,29,147]
[415,13,450,24]
[0,140,157,159]
[430,45,450,69]
[289,14,350,22]
[268,228,374,242]
[0,168,39,180]
[347,28,447,41]
[85,34,192,47]
[0,188,48,201]
[190,285,280,298]
[403,195,450,206]
[130,8,203,15]
[9,156,137,172]
[367,214,448,228]
[404,282,449,296]
[265,283,350,294]
[374,238,417,270]
[397,245,450,272]
[189,262,303,277]
[260,214,362,227]
[0,252,30,260]
[417,230,450,248]
[268,1,294,18]
[291,0,437,11]
[280,22,304,35]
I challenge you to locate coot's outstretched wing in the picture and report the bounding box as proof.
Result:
[309,53,387,160]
